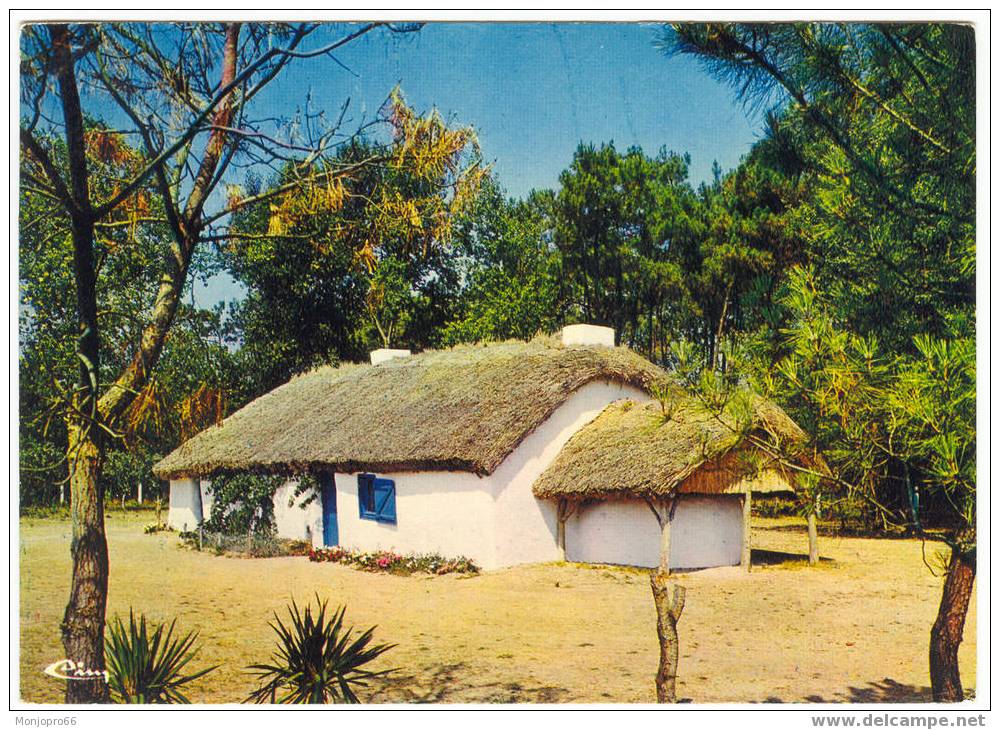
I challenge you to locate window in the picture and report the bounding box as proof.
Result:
[358,474,396,524]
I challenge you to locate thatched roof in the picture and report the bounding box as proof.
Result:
[532,397,812,501]
[153,337,665,480]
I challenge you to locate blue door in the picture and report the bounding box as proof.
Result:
[320,474,338,546]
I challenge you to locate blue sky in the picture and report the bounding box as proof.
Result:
[195,22,764,306]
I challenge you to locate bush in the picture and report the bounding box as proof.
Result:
[179,529,311,558]
[753,497,799,518]
[309,547,479,575]
[247,595,394,704]
[202,472,285,536]
[105,610,215,704]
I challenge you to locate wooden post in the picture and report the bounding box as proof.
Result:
[646,496,678,573]
[741,488,752,572]
[556,499,578,562]
[807,511,819,565]
[137,480,143,505]
[556,499,567,561]
[658,506,672,573]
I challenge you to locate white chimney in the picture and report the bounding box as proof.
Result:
[370,348,411,365]
[561,324,615,347]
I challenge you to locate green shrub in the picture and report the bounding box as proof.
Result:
[753,497,799,518]
[180,529,311,558]
[247,596,394,704]
[203,472,285,536]
[105,610,215,703]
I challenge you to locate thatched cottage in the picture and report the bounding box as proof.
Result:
[154,325,813,571]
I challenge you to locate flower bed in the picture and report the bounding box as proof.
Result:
[309,546,479,576]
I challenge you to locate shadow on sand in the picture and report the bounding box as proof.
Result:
[752,548,835,566]
[370,662,570,703]
[374,669,974,704]
[763,677,955,703]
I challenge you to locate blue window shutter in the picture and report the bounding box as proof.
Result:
[374,478,396,523]
[358,474,395,523]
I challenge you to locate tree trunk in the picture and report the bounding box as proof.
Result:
[929,545,975,702]
[61,423,110,703]
[658,509,672,573]
[651,570,686,703]
[711,281,733,370]
[807,511,819,566]
[47,23,110,703]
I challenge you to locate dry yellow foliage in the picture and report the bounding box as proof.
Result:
[179,384,226,442]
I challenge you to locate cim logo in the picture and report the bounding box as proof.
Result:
[43,659,108,683]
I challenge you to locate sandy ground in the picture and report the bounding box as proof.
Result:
[18,510,976,704]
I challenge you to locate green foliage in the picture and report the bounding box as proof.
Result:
[665,22,974,352]
[18,433,64,507]
[103,448,159,503]
[441,183,562,344]
[225,97,484,396]
[540,141,802,367]
[552,143,697,350]
[661,22,975,545]
[733,267,975,536]
[203,472,286,536]
[104,610,215,704]
[247,596,395,704]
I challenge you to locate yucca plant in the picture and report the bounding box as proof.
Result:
[104,610,216,703]
[247,595,395,704]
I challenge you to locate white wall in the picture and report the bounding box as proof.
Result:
[199,479,214,522]
[670,495,744,569]
[167,478,202,531]
[566,495,744,570]
[567,498,662,568]
[334,471,497,569]
[273,479,324,547]
[491,380,649,567]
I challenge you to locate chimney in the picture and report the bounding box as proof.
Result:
[561,324,615,347]
[370,348,411,365]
